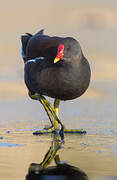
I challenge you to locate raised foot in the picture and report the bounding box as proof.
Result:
[28,92,40,100]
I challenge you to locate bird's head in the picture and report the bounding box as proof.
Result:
[54,37,81,64]
[54,44,64,63]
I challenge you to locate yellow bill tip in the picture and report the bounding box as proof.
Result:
[54,58,60,64]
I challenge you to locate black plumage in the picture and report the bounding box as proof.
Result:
[21,30,91,101]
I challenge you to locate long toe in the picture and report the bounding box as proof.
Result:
[33,128,54,135]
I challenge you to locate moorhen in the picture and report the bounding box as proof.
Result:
[20,29,91,139]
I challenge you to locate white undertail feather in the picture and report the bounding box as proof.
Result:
[20,40,26,60]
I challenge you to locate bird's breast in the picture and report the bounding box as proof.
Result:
[37,62,90,100]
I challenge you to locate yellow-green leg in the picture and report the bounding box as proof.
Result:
[29,92,86,137]
[28,133,63,174]
[29,92,64,138]
[53,99,87,135]
[54,99,60,130]
[40,134,62,168]
[29,92,54,133]
[40,97,64,138]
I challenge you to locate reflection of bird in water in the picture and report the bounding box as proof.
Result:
[26,163,89,180]
[26,134,89,180]
[21,29,91,139]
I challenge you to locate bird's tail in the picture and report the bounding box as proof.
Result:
[20,33,32,61]
[20,29,44,61]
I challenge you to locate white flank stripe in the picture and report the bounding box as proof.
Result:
[25,57,45,65]
[35,57,45,60]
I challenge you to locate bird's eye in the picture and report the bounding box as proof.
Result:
[66,46,70,51]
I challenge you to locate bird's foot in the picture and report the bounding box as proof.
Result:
[28,92,40,100]
[33,128,86,137]
[33,128,54,135]
[64,128,87,134]
[33,125,64,140]
[52,119,64,140]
